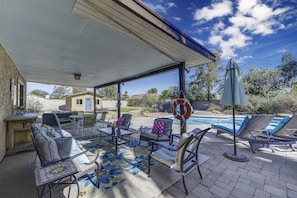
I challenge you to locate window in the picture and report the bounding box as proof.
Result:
[76,99,83,105]
[18,79,24,106]
[96,99,100,104]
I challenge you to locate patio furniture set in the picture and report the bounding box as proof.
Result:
[30,111,212,196]
[29,111,297,197]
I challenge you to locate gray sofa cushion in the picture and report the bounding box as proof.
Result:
[41,124,63,138]
[34,133,61,165]
[54,137,90,164]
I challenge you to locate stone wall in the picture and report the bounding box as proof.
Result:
[0,43,26,161]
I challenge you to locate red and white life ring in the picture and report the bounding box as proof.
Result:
[172,98,192,121]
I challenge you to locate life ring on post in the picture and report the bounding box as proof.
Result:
[172,98,192,121]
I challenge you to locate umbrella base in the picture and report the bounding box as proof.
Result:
[223,152,249,162]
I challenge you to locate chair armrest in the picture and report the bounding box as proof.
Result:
[140,126,152,133]
[61,148,99,165]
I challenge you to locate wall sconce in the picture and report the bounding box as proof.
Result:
[74,73,81,80]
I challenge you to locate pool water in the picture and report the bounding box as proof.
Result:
[171,115,282,130]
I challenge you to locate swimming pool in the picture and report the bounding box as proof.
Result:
[170,115,282,130]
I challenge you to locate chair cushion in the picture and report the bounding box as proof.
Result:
[171,133,191,171]
[238,116,250,134]
[152,121,166,135]
[266,116,290,135]
[141,130,169,141]
[54,137,90,164]
[116,117,125,126]
[34,133,61,165]
[42,124,63,138]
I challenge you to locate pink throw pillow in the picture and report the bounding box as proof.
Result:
[116,117,125,126]
[152,121,166,135]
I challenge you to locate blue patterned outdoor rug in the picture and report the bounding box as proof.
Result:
[64,137,209,198]
[80,138,150,190]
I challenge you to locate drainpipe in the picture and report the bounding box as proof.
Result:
[93,88,97,115]
[179,63,186,134]
[117,83,121,119]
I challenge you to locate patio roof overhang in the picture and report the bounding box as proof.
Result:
[0,0,215,88]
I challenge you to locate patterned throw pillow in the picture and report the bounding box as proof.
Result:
[152,121,166,135]
[116,117,125,126]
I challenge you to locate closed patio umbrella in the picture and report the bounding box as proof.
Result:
[220,59,248,162]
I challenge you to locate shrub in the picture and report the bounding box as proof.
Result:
[156,100,173,113]
[270,93,297,113]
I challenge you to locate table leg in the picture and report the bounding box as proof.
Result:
[115,136,118,155]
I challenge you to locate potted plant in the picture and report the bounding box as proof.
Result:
[15,106,25,115]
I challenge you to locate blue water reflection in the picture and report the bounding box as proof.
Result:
[171,115,282,131]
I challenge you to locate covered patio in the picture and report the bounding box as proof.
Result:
[1,0,296,197]
[0,0,215,160]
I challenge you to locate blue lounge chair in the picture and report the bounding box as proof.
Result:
[212,114,296,153]
[266,114,297,139]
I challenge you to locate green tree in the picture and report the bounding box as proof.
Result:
[147,88,158,94]
[29,89,49,98]
[278,52,297,88]
[159,90,169,100]
[99,85,117,100]
[242,67,282,98]
[142,94,159,108]
[188,49,222,101]
[50,86,71,99]
[122,91,129,100]
[167,86,179,99]
[72,87,87,94]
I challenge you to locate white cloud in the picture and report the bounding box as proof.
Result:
[277,49,288,54]
[145,3,168,14]
[192,37,205,46]
[142,0,177,14]
[172,17,181,21]
[236,56,253,64]
[192,0,291,61]
[168,2,177,8]
[238,0,257,14]
[194,0,232,21]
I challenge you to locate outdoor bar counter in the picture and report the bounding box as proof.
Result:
[4,114,38,155]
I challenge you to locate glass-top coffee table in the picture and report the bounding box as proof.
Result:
[97,127,133,155]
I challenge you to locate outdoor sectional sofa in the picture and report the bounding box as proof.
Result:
[29,123,100,197]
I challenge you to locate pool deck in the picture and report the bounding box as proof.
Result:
[0,116,296,198]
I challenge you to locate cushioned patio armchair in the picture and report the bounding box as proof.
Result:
[139,118,173,145]
[80,114,97,132]
[97,111,108,127]
[42,113,73,130]
[148,128,210,195]
[116,113,132,130]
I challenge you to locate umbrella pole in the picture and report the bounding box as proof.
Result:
[232,107,237,156]
[223,107,249,162]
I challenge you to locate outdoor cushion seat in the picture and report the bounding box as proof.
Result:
[139,118,173,145]
[97,111,108,127]
[30,123,101,190]
[42,113,73,130]
[148,128,210,195]
[116,113,132,130]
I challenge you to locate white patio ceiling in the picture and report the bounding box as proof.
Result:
[0,0,215,88]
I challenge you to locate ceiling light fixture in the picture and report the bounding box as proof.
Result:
[74,73,81,80]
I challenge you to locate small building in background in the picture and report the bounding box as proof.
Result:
[65,92,103,112]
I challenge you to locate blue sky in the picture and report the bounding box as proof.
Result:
[27,0,297,96]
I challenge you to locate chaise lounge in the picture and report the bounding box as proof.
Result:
[212,114,296,153]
